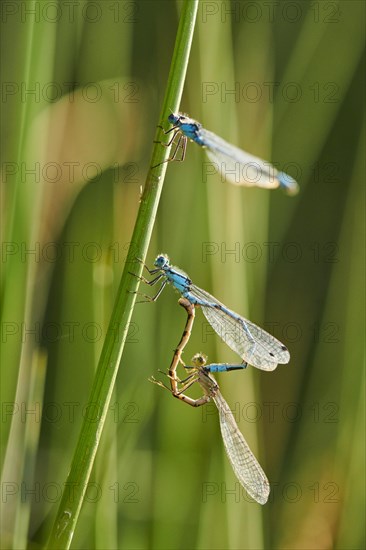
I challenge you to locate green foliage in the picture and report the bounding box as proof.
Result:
[1,1,364,549]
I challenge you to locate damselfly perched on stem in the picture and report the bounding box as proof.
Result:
[154,112,299,195]
[132,254,290,371]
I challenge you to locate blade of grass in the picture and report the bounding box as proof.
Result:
[13,349,47,550]
[46,1,199,547]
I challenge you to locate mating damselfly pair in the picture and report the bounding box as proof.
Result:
[133,254,291,504]
[154,112,299,195]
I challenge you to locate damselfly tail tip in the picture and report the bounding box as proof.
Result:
[278,172,299,196]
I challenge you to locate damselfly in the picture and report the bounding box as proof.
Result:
[133,254,290,371]
[156,112,299,195]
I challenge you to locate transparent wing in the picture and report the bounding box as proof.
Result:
[200,128,281,190]
[213,391,270,504]
[190,285,290,370]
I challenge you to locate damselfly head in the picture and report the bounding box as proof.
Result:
[168,112,193,125]
[168,112,202,135]
[168,112,181,125]
[192,353,208,367]
[154,254,169,269]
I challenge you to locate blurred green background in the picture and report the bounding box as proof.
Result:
[1,1,364,549]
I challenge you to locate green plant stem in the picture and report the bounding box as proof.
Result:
[46,1,198,547]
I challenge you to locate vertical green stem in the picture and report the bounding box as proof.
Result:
[46,1,199,547]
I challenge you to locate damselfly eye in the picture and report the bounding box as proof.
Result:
[168,113,179,125]
[154,254,169,268]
